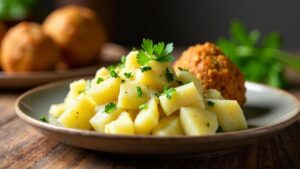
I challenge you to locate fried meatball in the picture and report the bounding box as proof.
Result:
[0,22,6,68]
[43,5,106,67]
[174,42,246,105]
[1,22,61,72]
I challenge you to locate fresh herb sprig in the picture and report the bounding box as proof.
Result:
[137,39,174,65]
[217,20,300,88]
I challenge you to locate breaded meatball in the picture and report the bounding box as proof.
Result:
[0,22,6,68]
[43,5,106,67]
[1,22,61,72]
[174,42,246,105]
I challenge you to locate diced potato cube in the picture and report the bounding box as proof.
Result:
[117,81,154,109]
[204,89,224,100]
[91,67,110,87]
[49,103,65,118]
[207,99,247,131]
[180,107,218,136]
[64,79,87,105]
[105,112,134,135]
[152,116,184,136]
[134,98,159,134]
[95,67,110,78]
[159,82,205,116]
[90,104,123,133]
[58,94,96,130]
[86,78,121,105]
[176,70,203,93]
[136,61,172,91]
[125,51,139,70]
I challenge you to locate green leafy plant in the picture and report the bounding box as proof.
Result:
[137,39,174,65]
[217,20,300,88]
[0,0,38,21]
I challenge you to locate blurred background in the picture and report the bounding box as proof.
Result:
[0,0,300,88]
[2,0,299,49]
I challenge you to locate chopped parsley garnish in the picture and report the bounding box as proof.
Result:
[163,87,176,99]
[207,100,215,107]
[139,103,148,110]
[137,39,174,65]
[165,68,174,82]
[217,126,224,132]
[96,77,104,84]
[140,66,152,72]
[39,115,48,123]
[120,55,126,68]
[104,103,116,114]
[206,122,210,127]
[124,72,133,78]
[176,80,183,85]
[178,67,189,71]
[137,86,143,97]
[107,66,119,78]
[154,93,161,97]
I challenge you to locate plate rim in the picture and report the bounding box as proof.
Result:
[15,79,300,143]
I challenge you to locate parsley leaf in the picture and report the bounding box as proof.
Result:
[140,66,152,72]
[217,126,224,132]
[178,67,189,71]
[165,68,174,82]
[207,100,215,107]
[39,115,48,123]
[96,77,104,84]
[124,72,133,79]
[104,103,116,114]
[137,39,174,65]
[139,103,148,110]
[120,55,126,68]
[108,67,119,78]
[163,87,176,99]
[206,122,210,127]
[137,86,143,97]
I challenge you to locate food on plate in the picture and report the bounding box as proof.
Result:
[174,42,246,105]
[47,39,247,136]
[1,22,61,72]
[43,5,106,67]
[0,22,6,68]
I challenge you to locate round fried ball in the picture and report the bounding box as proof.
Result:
[174,42,246,105]
[43,5,106,67]
[0,22,7,68]
[1,22,61,72]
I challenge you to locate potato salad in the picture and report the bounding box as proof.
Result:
[48,39,248,136]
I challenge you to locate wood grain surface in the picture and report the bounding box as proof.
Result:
[0,87,300,169]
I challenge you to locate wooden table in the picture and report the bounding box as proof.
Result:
[0,87,300,169]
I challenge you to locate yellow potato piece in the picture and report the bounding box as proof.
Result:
[89,104,123,133]
[136,61,172,91]
[134,98,159,134]
[49,103,65,118]
[124,51,139,70]
[86,77,121,105]
[176,70,204,93]
[180,107,218,136]
[152,116,184,136]
[91,67,110,87]
[159,82,205,116]
[105,112,134,135]
[58,94,96,130]
[64,79,87,105]
[117,81,154,109]
[204,89,224,100]
[207,99,247,131]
